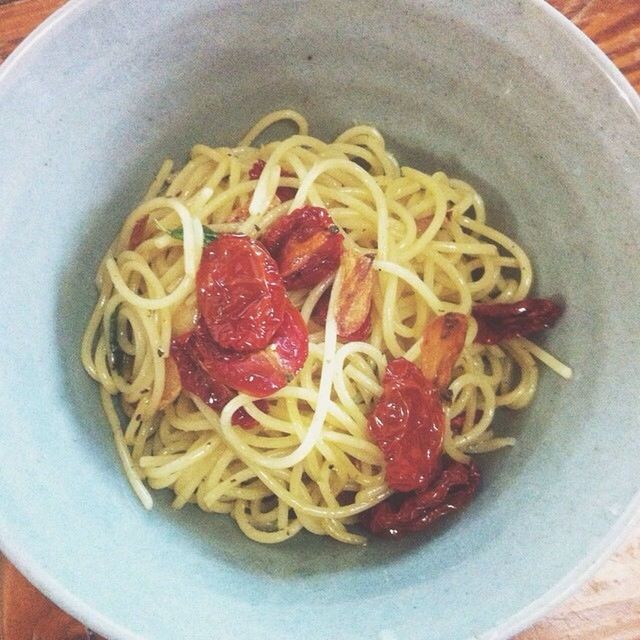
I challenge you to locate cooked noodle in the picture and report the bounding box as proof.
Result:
[81,110,571,544]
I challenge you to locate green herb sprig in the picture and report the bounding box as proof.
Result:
[155,220,217,245]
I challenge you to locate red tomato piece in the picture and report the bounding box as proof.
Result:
[191,298,309,398]
[196,234,286,352]
[249,159,297,202]
[362,460,480,537]
[276,187,299,202]
[260,206,344,290]
[472,297,563,345]
[128,214,149,250]
[267,299,310,377]
[368,358,444,492]
[311,289,330,325]
[248,159,265,180]
[171,334,258,428]
[449,410,484,435]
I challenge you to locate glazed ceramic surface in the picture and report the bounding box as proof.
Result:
[0,1,638,639]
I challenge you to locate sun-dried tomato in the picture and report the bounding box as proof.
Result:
[420,312,468,389]
[197,234,286,352]
[128,214,149,249]
[362,459,480,537]
[249,159,298,202]
[368,358,444,492]
[190,298,308,398]
[171,334,258,428]
[260,206,344,290]
[472,297,563,345]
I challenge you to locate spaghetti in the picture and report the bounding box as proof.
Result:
[81,110,570,544]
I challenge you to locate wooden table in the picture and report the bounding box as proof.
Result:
[0,1,639,638]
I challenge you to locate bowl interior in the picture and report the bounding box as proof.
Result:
[0,1,639,639]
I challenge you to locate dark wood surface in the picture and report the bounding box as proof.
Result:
[0,1,638,638]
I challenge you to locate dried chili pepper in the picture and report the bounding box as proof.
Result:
[260,205,344,289]
[368,358,444,492]
[362,459,480,537]
[472,298,563,345]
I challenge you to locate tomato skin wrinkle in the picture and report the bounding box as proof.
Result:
[249,159,297,202]
[170,334,258,428]
[362,460,481,537]
[197,234,286,353]
[472,297,563,345]
[260,206,344,289]
[368,358,444,493]
[190,298,308,398]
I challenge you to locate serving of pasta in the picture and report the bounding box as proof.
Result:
[81,110,570,544]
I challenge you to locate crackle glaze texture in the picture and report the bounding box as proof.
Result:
[0,1,638,639]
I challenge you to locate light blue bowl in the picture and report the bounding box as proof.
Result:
[0,1,639,638]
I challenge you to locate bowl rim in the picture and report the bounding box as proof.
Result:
[0,1,639,639]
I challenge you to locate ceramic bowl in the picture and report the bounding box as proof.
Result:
[0,1,638,638]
